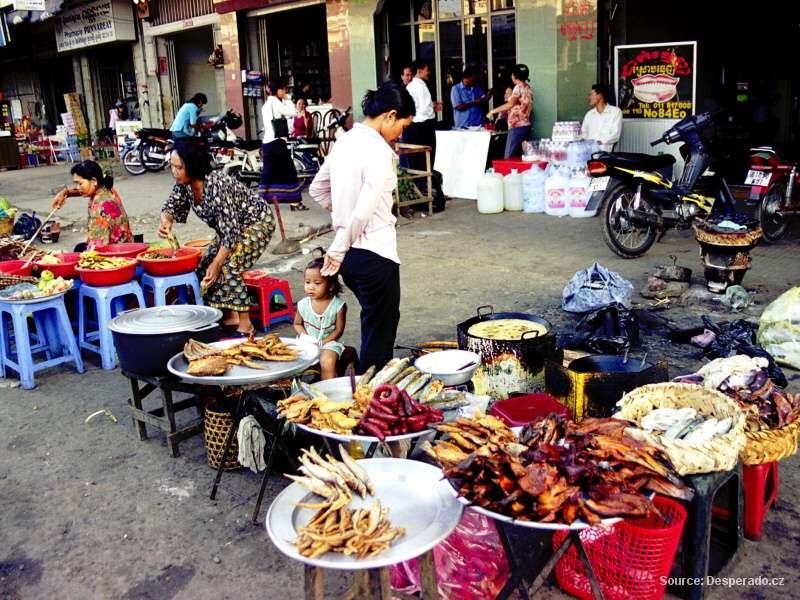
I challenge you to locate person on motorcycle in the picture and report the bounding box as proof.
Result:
[581,83,622,152]
[169,93,207,139]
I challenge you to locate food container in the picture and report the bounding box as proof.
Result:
[94,242,149,260]
[414,349,481,386]
[545,355,668,422]
[0,259,33,277]
[76,262,137,286]
[457,305,560,399]
[108,306,223,375]
[137,247,201,276]
[33,252,81,278]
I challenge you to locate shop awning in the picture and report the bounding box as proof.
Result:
[2,0,64,24]
[213,0,311,14]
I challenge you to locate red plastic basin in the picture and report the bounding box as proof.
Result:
[0,260,33,277]
[76,261,137,286]
[136,247,201,276]
[94,243,149,260]
[489,393,570,427]
[33,252,81,278]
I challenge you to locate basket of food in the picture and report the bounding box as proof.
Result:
[94,242,149,260]
[137,247,201,276]
[76,250,137,286]
[615,382,746,475]
[34,252,81,278]
[675,356,800,466]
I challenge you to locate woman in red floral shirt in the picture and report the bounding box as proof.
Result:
[487,64,533,158]
[51,160,133,247]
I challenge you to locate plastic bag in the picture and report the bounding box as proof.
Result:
[562,262,633,313]
[569,303,640,354]
[390,508,509,599]
[757,286,800,371]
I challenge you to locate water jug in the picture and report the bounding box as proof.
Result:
[477,171,504,214]
[522,165,546,213]
[544,168,569,216]
[503,169,523,211]
[568,170,592,218]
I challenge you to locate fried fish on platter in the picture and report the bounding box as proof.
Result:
[183,338,225,360]
[186,355,229,376]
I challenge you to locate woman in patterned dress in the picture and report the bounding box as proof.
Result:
[51,160,133,248]
[486,64,533,158]
[158,142,275,336]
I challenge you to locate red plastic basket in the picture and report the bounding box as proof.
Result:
[489,393,570,427]
[0,260,33,277]
[94,243,149,260]
[33,252,81,278]
[492,159,535,176]
[76,261,137,286]
[136,247,201,276]
[553,496,686,600]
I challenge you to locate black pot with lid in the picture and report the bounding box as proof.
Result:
[109,306,223,376]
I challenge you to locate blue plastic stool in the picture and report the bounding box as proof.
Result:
[140,272,203,307]
[78,281,145,370]
[0,296,85,389]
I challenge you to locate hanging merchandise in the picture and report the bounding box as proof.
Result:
[208,44,224,68]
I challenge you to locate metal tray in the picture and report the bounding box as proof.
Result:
[266,458,462,569]
[454,497,622,531]
[166,337,319,386]
[0,288,70,304]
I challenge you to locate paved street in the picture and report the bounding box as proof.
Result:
[1,161,798,599]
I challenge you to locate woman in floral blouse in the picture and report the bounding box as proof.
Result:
[51,160,133,248]
[159,142,275,335]
[486,64,533,158]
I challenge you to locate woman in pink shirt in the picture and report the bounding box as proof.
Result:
[487,64,533,158]
[309,81,415,371]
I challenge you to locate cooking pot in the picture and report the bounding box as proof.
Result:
[414,350,481,386]
[108,306,222,376]
[457,305,560,399]
[545,354,668,421]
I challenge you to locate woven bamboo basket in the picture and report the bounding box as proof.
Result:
[615,383,746,476]
[0,274,38,290]
[692,224,762,247]
[742,415,800,466]
[204,405,241,470]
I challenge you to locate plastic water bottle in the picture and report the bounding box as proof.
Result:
[545,168,569,216]
[477,170,504,214]
[503,169,523,211]
[568,169,592,218]
[522,165,546,213]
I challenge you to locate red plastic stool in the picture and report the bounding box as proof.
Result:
[743,461,779,540]
[489,392,571,427]
[243,272,295,331]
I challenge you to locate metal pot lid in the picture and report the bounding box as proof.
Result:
[108,306,223,335]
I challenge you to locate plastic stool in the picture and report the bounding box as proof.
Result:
[0,296,85,389]
[78,281,145,370]
[141,272,203,307]
[670,463,743,600]
[243,274,294,331]
[489,392,570,427]
[742,462,779,540]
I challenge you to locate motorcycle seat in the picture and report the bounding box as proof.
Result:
[139,128,172,139]
[237,140,262,152]
[596,151,675,170]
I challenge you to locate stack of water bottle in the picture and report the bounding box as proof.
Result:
[477,125,599,217]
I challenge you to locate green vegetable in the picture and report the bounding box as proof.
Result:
[40,270,54,282]
[0,197,9,211]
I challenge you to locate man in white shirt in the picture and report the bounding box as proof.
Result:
[581,83,622,152]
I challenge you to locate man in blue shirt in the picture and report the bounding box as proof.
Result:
[169,93,207,138]
[450,68,491,129]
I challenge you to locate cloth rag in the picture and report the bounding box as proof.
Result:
[237,415,267,473]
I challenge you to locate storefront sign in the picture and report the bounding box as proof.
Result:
[13,0,46,10]
[614,42,696,120]
[54,0,135,52]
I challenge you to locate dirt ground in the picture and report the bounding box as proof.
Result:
[1,164,799,599]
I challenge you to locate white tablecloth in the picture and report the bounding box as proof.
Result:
[433,130,492,200]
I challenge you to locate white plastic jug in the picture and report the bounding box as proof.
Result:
[544,168,569,217]
[503,169,524,211]
[522,165,546,213]
[568,170,592,218]
[477,171,504,214]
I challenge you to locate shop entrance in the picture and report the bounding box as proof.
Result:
[165,27,222,118]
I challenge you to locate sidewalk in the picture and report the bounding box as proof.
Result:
[1,162,798,599]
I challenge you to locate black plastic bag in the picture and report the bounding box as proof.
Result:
[12,212,41,240]
[699,316,788,387]
[570,303,640,355]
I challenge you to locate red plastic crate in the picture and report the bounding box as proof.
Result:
[743,461,778,540]
[492,158,534,176]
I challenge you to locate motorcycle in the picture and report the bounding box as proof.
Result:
[120,133,145,176]
[137,127,173,172]
[289,106,351,189]
[745,146,799,242]
[586,110,737,258]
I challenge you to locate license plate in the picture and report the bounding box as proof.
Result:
[744,169,771,186]
[588,176,610,192]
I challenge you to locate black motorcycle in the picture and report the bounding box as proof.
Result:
[137,127,173,173]
[586,110,737,258]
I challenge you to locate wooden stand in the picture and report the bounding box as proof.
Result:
[394,143,433,216]
[303,550,438,600]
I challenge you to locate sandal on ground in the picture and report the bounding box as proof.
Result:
[289,203,310,211]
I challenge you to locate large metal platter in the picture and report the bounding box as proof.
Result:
[292,376,435,443]
[266,458,463,570]
[0,288,70,304]
[166,337,319,386]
